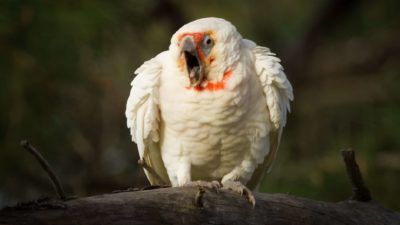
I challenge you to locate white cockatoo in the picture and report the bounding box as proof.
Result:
[126,17,293,205]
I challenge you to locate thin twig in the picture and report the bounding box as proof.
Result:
[341,148,372,202]
[20,140,66,200]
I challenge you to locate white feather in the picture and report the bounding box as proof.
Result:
[252,44,293,130]
[125,51,169,184]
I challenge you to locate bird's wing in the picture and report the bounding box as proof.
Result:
[125,52,170,185]
[244,41,294,189]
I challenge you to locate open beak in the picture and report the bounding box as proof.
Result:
[181,36,204,87]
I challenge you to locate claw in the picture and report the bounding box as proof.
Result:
[183,180,221,192]
[222,180,256,207]
[194,187,206,207]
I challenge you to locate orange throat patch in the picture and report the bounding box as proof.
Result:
[186,69,233,91]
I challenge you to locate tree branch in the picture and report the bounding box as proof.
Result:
[341,149,372,202]
[3,148,398,225]
[20,140,66,200]
[1,187,399,225]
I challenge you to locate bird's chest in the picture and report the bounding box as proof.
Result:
[158,70,263,179]
[159,71,251,143]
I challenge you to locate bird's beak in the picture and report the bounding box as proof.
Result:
[181,36,205,87]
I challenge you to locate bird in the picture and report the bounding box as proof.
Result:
[125,17,293,206]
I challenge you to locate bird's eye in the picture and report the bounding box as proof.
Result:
[201,35,214,57]
[203,35,213,47]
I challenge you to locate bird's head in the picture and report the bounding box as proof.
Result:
[169,17,242,88]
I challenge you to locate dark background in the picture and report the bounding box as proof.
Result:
[1,0,399,210]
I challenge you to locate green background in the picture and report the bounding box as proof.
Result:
[1,0,399,210]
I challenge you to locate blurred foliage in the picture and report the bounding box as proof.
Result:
[0,0,399,210]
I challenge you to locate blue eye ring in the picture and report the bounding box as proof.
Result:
[201,35,214,57]
[203,35,213,47]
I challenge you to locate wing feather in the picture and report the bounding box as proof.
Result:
[125,53,170,185]
[245,41,293,189]
[253,46,293,130]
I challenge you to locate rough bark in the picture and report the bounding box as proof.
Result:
[1,187,400,225]
[3,145,398,225]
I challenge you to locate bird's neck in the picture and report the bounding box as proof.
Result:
[186,69,233,92]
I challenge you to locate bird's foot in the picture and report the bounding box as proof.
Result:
[222,180,256,207]
[183,180,221,192]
